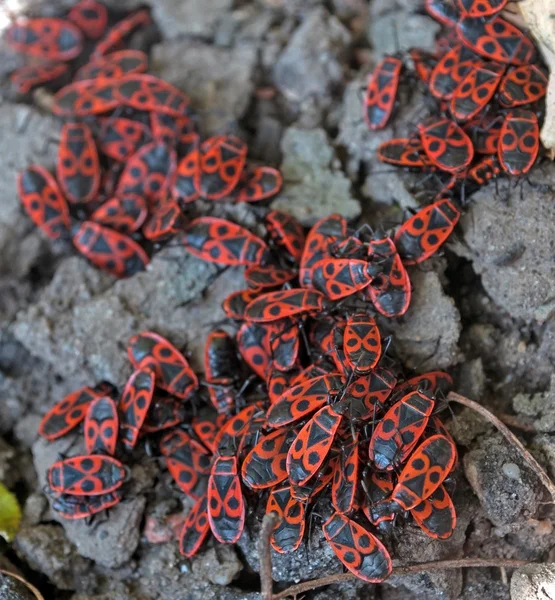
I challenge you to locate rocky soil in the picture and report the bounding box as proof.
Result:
[0,0,554,599]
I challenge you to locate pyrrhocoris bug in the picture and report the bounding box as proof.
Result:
[172,133,200,203]
[222,289,260,320]
[344,313,381,374]
[377,136,430,169]
[237,321,273,380]
[245,289,325,322]
[290,455,338,502]
[97,116,151,162]
[266,484,306,553]
[127,332,198,400]
[119,368,155,450]
[179,495,210,557]
[410,484,456,539]
[10,63,69,94]
[181,217,269,266]
[244,265,296,290]
[455,0,507,17]
[192,414,227,454]
[369,390,435,471]
[342,368,397,421]
[52,491,121,520]
[364,56,403,130]
[322,513,392,583]
[68,0,109,39]
[429,44,481,101]
[207,455,245,544]
[418,117,474,173]
[450,62,505,122]
[332,434,359,514]
[265,210,305,263]
[142,201,185,242]
[75,49,148,82]
[268,320,300,372]
[18,165,70,239]
[498,110,539,175]
[232,166,283,203]
[73,221,149,278]
[57,123,100,204]
[91,194,148,234]
[214,403,264,454]
[310,258,373,300]
[456,16,536,66]
[6,18,84,61]
[84,396,118,456]
[498,65,548,108]
[48,455,127,496]
[391,434,457,510]
[53,78,120,117]
[394,198,460,265]
[267,369,300,404]
[93,9,152,56]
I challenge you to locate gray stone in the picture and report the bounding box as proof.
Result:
[511,564,555,600]
[449,407,492,447]
[272,127,361,225]
[153,41,257,137]
[513,375,555,432]
[463,434,540,527]
[453,166,555,322]
[531,434,555,481]
[390,270,462,370]
[273,8,350,104]
[457,358,486,401]
[191,546,242,586]
[461,569,509,600]
[152,0,233,40]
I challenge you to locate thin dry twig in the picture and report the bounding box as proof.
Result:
[272,558,530,600]
[496,412,537,433]
[260,512,279,600]
[448,392,555,501]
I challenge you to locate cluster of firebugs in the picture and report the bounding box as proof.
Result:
[10,0,545,587]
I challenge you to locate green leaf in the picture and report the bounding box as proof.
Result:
[0,482,21,542]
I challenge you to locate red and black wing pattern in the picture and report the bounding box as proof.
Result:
[410,484,456,539]
[179,495,210,557]
[68,0,108,39]
[498,109,539,175]
[47,455,127,496]
[6,18,83,61]
[119,368,155,449]
[266,484,306,553]
[364,56,402,130]
[91,194,148,234]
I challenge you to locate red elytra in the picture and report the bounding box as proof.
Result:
[364,56,403,130]
[142,201,186,242]
[322,513,392,583]
[266,484,306,553]
[192,414,227,454]
[369,390,435,471]
[179,495,210,557]
[418,117,474,173]
[222,289,260,320]
[428,44,481,101]
[391,434,457,510]
[377,136,431,169]
[38,385,102,441]
[342,367,397,421]
[310,258,373,300]
[84,396,118,456]
[73,221,149,278]
[265,210,306,263]
[97,116,151,162]
[57,122,100,204]
[181,217,269,266]
[245,289,325,322]
[127,332,198,400]
[18,165,70,240]
[394,198,460,265]
[242,428,298,490]
[47,455,127,496]
[344,313,381,374]
[410,484,456,539]
[498,109,539,175]
[6,18,83,61]
[207,455,245,544]
[231,166,283,203]
[53,78,120,117]
[52,491,121,520]
[10,63,69,94]
[267,368,301,404]
[456,16,536,66]
[455,0,507,17]
[93,9,152,56]
[172,133,201,203]
[450,62,505,122]
[75,49,148,82]
[331,435,359,514]
[118,368,155,450]
[91,194,148,234]
[498,65,548,108]
[67,0,109,39]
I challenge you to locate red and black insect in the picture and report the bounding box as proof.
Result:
[322,513,392,583]
[172,133,200,203]
[237,321,273,380]
[450,62,505,122]
[84,396,118,456]
[394,198,460,265]
[127,332,199,400]
[142,201,186,242]
[10,63,69,94]
[181,217,269,266]
[364,56,403,130]
[119,368,155,450]
[150,113,192,147]
[68,0,109,39]
[38,385,104,441]
[97,116,151,162]
[160,430,211,499]
[53,78,120,117]
[192,415,226,454]
[18,165,70,239]
[410,484,456,539]
[332,434,359,514]
[455,0,507,17]
[498,65,548,108]
[265,210,305,263]
[498,109,539,175]
[342,368,397,421]
[456,16,536,66]
[428,44,481,101]
[73,221,150,278]
[267,320,300,373]
[207,455,245,544]
[91,194,148,234]
[231,166,283,203]
[179,495,210,557]
[52,491,121,520]
[369,390,435,471]
[391,434,457,510]
[267,369,301,404]
[266,484,306,553]
[344,313,381,374]
[75,49,148,81]
[222,289,260,320]
[377,136,431,169]
[245,289,325,322]
[6,18,84,61]
[48,455,127,496]
[93,9,152,56]
[57,122,100,204]
[418,117,474,173]
[310,258,374,300]
[244,265,296,291]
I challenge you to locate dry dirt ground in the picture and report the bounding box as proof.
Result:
[0,1,555,599]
